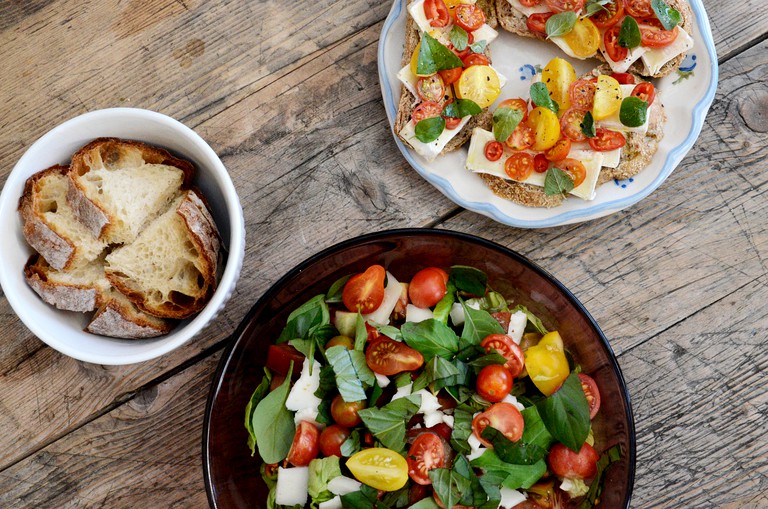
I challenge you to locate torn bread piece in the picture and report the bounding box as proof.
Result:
[24,254,110,313]
[87,289,173,339]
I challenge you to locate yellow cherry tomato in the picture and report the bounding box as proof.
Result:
[592,74,623,120]
[560,18,601,58]
[541,57,576,113]
[347,448,409,491]
[525,331,569,396]
[455,65,501,109]
[527,107,561,151]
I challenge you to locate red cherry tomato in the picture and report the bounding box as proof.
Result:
[318,424,350,457]
[544,137,572,162]
[480,334,526,377]
[578,373,601,419]
[365,337,425,375]
[409,267,448,308]
[407,432,447,485]
[560,108,588,142]
[412,101,443,123]
[477,364,513,402]
[416,74,446,103]
[454,4,486,32]
[641,26,679,48]
[410,484,431,505]
[265,344,305,377]
[527,12,553,34]
[331,394,366,427]
[444,115,462,129]
[604,24,628,62]
[342,265,386,313]
[519,0,542,5]
[590,0,623,28]
[505,123,535,150]
[491,311,512,330]
[484,140,505,162]
[472,402,524,447]
[588,128,626,151]
[504,153,534,181]
[497,98,529,122]
[569,79,596,111]
[610,72,635,85]
[555,158,587,187]
[624,0,654,18]
[286,421,320,467]
[545,0,585,13]
[548,442,600,479]
[631,82,655,105]
[438,67,463,86]
[424,0,450,27]
[636,16,664,29]
[533,153,549,173]
[461,53,491,67]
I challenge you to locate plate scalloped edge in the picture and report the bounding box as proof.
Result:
[377,0,718,228]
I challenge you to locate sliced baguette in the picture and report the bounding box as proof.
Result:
[105,189,220,319]
[68,138,194,244]
[494,0,694,78]
[24,254,110,312]
[19,165,107,271]
[87,290,173,339]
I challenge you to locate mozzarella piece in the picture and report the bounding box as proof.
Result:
[641,26,694,76]
[598,38,648,74]
[285,358,322,423]
[406,304,434,323]
[375,372,391,388]
[275,467,309,506]
[505,0,550,16]
[391,382,414,401]
[466,431,487,461]
[502,393,526,412]
[328,476,363,496]
[364,271,401,324]
[400,116,472,162]
[597,85,650,135]
[414,389,443,414]
[499,488,527,509]
[424,409,445,427]
[472,24,498,46]
[442,414,455,428]
[397,64,419,98]
[449,302,466,326]
[319,496,343,509]
[507,310,527,344]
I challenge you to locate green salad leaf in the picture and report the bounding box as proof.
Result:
[250,363,296,464]
[415,116,446,143]
[443,99,482,119]
[481,427,548,466]
[471,450,548,490]
[580,444,622,509]
[308,457,342,508]
[511,304,549,334]
[449,25,469,51]
[469,40,487,54]
[530,82,559,114]
[244,368,272,455]
[340,485,381,509]
[492,107,524,143]
[536,373,591,452]
[581,111,596,138]
[545,11,577,38]
[651,0,681,30]
[429,467,471,509]
[583,0,611,17]
[401,319,460,361]
[358,394,421,452]
[340,429,361,457]
[432,281,457,324]
[618,16,641,49]
[417,33,464,75]
[326,275,351,304]
[409,498,441,509]
[449,265,488,296]
[460,302,505,351]
[544,167,575,196]
[450,406,474,455]
[278,294,329,343]
[354,312,367,351]
[326,345,376,402]
[467,352,508,372]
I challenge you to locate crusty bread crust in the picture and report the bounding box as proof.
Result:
[24,254,106,313]
[495,0,694,78]
[87,292,173,339]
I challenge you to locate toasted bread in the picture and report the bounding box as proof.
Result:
[87,290,173,339]
[24,254,109,313]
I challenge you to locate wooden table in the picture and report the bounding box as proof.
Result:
[1,0,766,507]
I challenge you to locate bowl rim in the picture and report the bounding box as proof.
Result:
[0,107,246,365]
[201,228,636,508]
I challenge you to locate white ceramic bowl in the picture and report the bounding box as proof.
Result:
[0,108,245,365]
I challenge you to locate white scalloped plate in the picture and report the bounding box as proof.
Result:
[378,0,718,228]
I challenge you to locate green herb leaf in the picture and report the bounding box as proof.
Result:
[244,368,272,455]
[368,379,383,407]
[460,302,505,351]
[511,304,548,334]
[530,82,559,114]
[580,445,623,509]
[449,25,469,51]
[520,405,556,450]
[423,356,470,392]
[408,498,441,509]
[450,406,474,455]
[443,99,482,119]
[251,363,296,464]
[481,426,548,465]
[651,0,681,30]
[358,394,421,452]
[380,487,410,509]
[430,467,471,509]
[544,167,575,196]
[618,16,641,49]
[354,312,367,351]
[449,265,488,296]
[546,11,577,37]
[470,450,548,490]
[492,107,524,143]
[415,116,446,143]
[377,324,403,340]
[325,345,376,402]
[467,291,509,313]
[417,33,464,75]
[467,352,508,371]
[469,40,488,54]
[433,281,457,324]
[581,111,596,138]
[340,487,380,509]
[401,319,460,361]
[278,294,330,343]
[619,96,649,127]
[326,275,351,304]
[308,457,342,507]
[583,0,611,17]
[340,429,362,457]
[536,373,591,452]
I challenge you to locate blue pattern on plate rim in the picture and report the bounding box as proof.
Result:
[614,177,635,189]
[377,0,719,228]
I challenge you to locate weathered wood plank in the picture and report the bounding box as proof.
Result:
[702,0,768,62]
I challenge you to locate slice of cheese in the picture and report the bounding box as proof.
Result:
[397,64,419,98]
[641,26,694,76]
[571,142,622,168]
[506,0,550,16]
[568,149,603,200]
[400,116,472,162]
[472,24,498,46]
[596,84,650,135]
[408,0,432,33]
[598,39,648,74]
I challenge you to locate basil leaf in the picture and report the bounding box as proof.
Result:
[326,345,376,402]
[377,324,402,340]
[580,445,622,509]
[511,304,548,334]
[415,116,446,143]
[618,16,641,49]
[393,372,413,388]
[314,364,336,399]
[380,487,410,509]
[315,398,333,425]
[340,489,380,509]
[340,429,361,457]
[545,11,577,37]
[430,357,470,391]
[581,111,596,138]
[401,319,460,361]
[470,450,548,490]
[651,0,681,30]
[429,467,471,509]
[449,25,469,51]
[450,406,474,455]
[460,302,505,351]
[449,265,488,296]
[443,99,482,119]
[277,294,330,343]
[368,379,383,407]
[544,167,575,196]
[409,498,441,509]
[467,352,508,371]
[520,405,556,450]
[454,455,490,508]
[326,275,351,303]
[417,33,464,75]
[308,456,342,507]
[583,0,611,17]
[358,394,421,451]
[244,368,272,455]
[536,373,591,451]
[492,107,524,143]
[354,312,367,351]
[251,363,296,464]
[530,82,559,114]
[432,281,456,324]
[481,426,548,465]
[469,40,487,54]
[620,96,649,127]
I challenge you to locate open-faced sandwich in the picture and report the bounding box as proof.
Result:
[465,57,665,207]
[395,0,509,161]
[496,0,694,78]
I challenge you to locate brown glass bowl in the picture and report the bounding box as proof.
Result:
[202,229,635,508]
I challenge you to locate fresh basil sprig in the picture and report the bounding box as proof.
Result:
[449,265,488,296]
[544,167,575,196]
[417,33,464,75]
[618,16,641,49]
[401,318,460,361]
[250,363,296,463]
[469,40,488,54]
[443,99,482,119]
[620,96,649,127]
[581,111,596,138]
[536,373,591,452]
[530,82,559,114]
[449,25,469,51]
[415,116,446,143]
[545,11,577,38]
[357,394,421,452]
[651,0,682,30]
[325,345,376,402]
[492,107,523,143]
[583,0,612,17]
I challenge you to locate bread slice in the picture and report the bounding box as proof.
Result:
[24,254,110,312]
[104,189,220,319]
[87,290,173,339]
[68,138,194,244]
[19,165,107,271]
[494,0,694,78]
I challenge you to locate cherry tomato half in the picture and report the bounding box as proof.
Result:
[416,74,446,103]
[412,101,443,123]
[569,79,596,111]
[498,97,529,122]
[477,364,513,402]
[461,53,491,68]
[342,264,386,313]
[533,153,549,173]
[347,448,409,491]
[480,333,526,377]
[454,4,486,32]
[555,158,587,187]
[504,152,534,181]
[548,442,600,480]
[588,128,626,152]
[544,137,571,162]
[603,24,628,63]
[527,12,553,34]
[438,67,462,86]
[265,344,305,377]
[545,0,585,13]
[624,0,654,18]
[331,394,367,427]
[444,115,462,130]
[631,82,655,106]
[409,267,448,308]
[590,0,623,28]
[286,421,320,467]
[424,0,450,27]
[485,140,505,162]
[407,432,447,485]
[520,0,542,5]
[641,26,678,48]
[505,123,535,151]
[578,373,601,419]
[560,108,588,143]
[610,72,636,85]
[366,337,425,376]
[319,424,351,458]
[472,402,525,446]
[491,311,512,331]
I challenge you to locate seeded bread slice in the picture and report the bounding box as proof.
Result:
[87,290,173,339]
[68,138,194,244]
[105,189,220,319]
[24,254,110,313]
[19,165,107,271]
